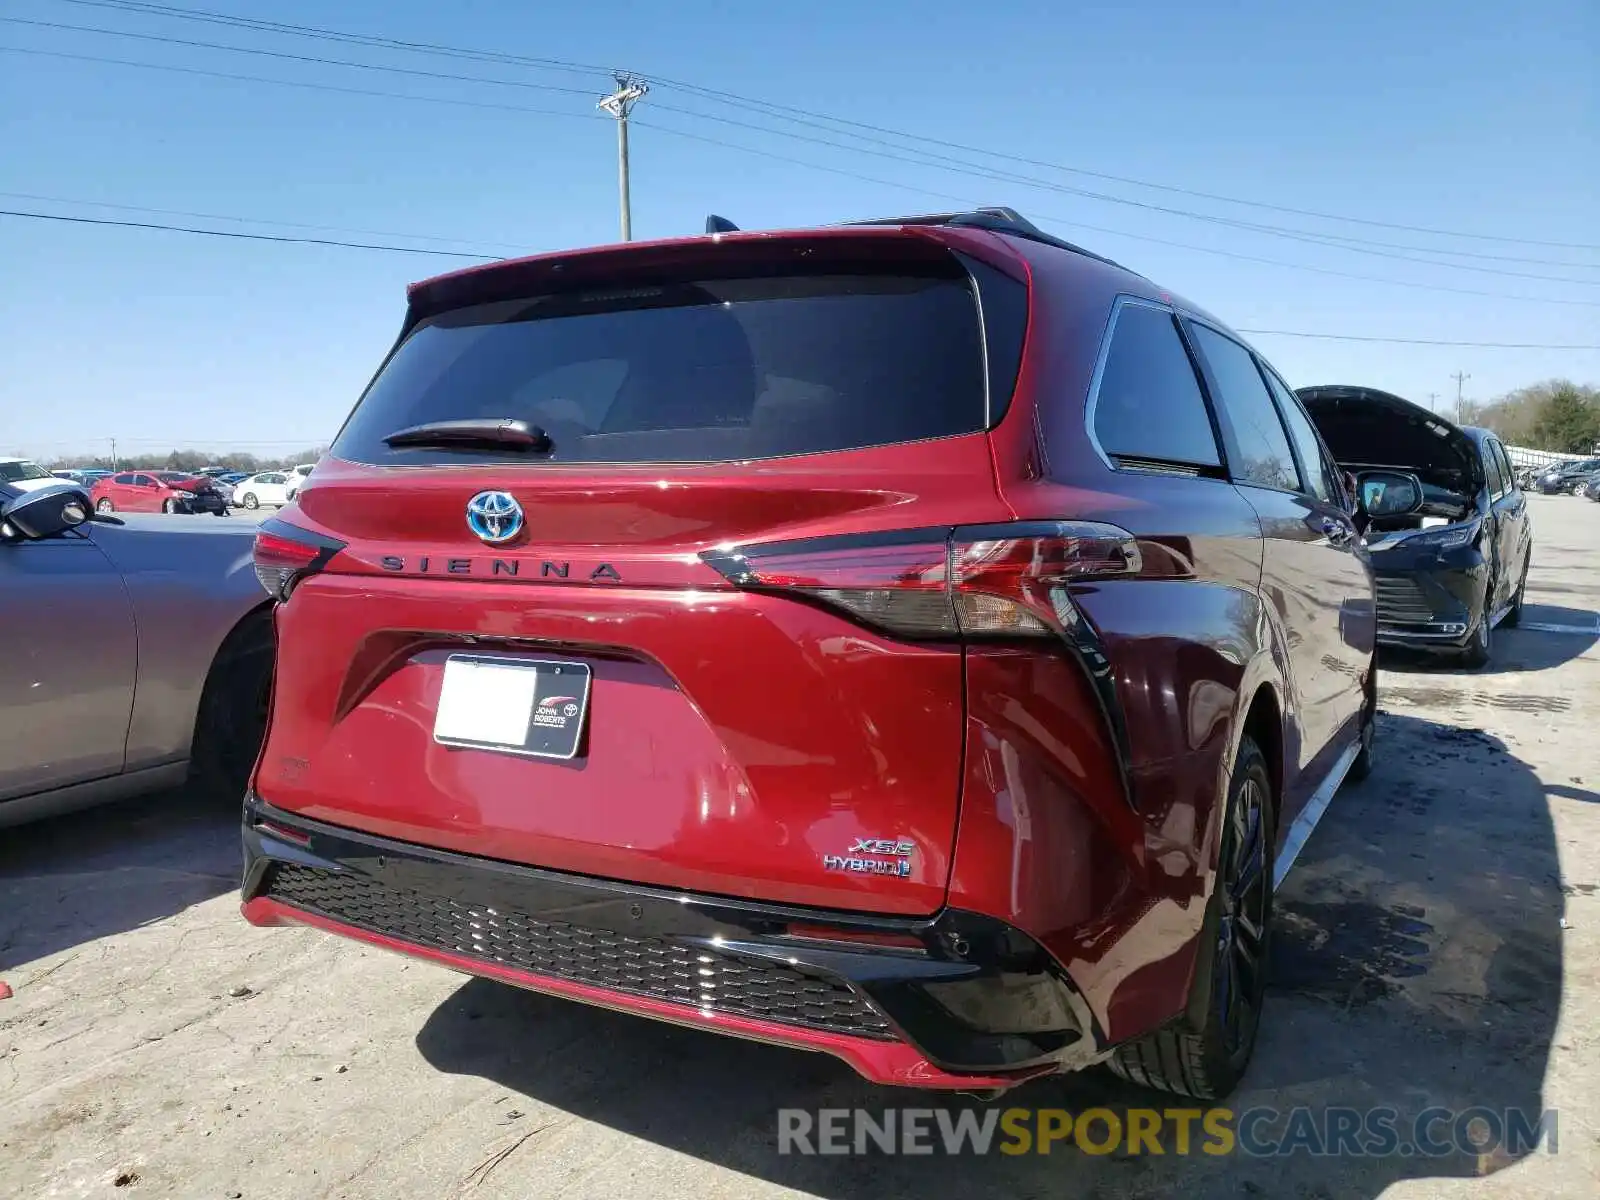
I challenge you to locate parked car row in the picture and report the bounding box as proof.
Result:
[3,459,319,513]
[1534,457,1600,495]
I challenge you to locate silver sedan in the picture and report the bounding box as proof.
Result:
[0,482,272,826]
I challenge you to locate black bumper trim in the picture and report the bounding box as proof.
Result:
[242,796,1099,1074]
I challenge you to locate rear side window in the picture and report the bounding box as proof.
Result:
[1494,442,1516,491]
[1483,443,1506,497]
[333,272,993,465]
[1090,301,1221,469]
[113,473,135,485]
[1188,324,1300,493]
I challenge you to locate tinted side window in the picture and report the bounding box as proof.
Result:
[1493,442,1516,492]
[1262,369,1333,503]
[1483,443,1506,497]
[1188,325,1299,492]
[132,474,153,487]
[113,473,135,485]
[1090,302,1221,468]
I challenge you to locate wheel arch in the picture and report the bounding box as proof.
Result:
[189,600,276,790]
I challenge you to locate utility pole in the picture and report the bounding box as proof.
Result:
[1427,392,1440,413]
[109,437,118,470]
[598,73,649,242]
[1450,371,1471,423]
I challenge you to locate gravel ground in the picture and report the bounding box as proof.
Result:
[2,493,1597,1200]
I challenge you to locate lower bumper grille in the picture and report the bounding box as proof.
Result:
[1374,576,1436,625]
[264,864,896,1039]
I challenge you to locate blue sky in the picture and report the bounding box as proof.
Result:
[2,0,1596,460]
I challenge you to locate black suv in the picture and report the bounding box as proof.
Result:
[1301,386,1533,667]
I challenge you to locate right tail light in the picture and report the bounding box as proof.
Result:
[701,521,1142,640]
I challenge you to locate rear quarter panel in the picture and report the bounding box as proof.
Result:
[963,247,1297,1042]
[88,515,269,769]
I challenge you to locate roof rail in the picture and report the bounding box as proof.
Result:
[842,207,1129,270]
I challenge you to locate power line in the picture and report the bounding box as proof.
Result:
[12,42,1600,309]
[641,100,1600,286]
[54,0,611,79]
[635,120,1600,308]
[51,0,1600,255]
[1235,331,1598,350]
[0,45,608,125]
[1,16,601,96]
[0,208,500,258]
[4,206,1596,352]
[0,190,527,253]
[20,16,1597,283]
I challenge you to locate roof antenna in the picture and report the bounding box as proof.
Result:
[705,215,739,234]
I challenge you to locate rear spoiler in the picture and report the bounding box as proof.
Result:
[403,224,1029,325]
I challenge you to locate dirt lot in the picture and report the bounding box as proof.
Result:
[3,494,1597,1200]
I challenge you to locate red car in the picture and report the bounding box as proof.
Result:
[242,208,1378,1099]
[91,470,230,515]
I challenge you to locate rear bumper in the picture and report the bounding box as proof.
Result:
[241,796,1104,1091]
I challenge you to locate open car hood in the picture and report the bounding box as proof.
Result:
[1297,384,1481,494]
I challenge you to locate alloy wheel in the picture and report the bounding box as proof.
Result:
[1214,775,1269,1059]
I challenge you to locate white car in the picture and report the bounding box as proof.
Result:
[286,463,315,498]
[0,458,62,493]
[231,472,295,509]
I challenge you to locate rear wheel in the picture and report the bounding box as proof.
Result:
[1109,736,1275,1099]
[95,497,115,513]
[192,609,274,801]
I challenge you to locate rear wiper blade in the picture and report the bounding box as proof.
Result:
[383,418,552,452]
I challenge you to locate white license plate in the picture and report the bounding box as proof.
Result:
[432,655,591,760]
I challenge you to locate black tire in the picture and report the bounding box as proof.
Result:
[1501,560,1529,628]
[1108,736,1275,1099]
[1347,664,1377,783]
[95,497,115,513]
[242,492,259,510]
[1457,611,1492,668]
[162,498,178,514]
[192,609,274,801]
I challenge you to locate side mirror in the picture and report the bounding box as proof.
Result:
[1355,470,1424,519]
[1,484,93,540]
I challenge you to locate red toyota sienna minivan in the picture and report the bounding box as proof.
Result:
[243,209,1378,1099]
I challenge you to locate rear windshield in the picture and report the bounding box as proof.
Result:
[332,272,990,465]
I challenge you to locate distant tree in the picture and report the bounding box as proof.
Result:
[1531,382,1600,453]
[1471,379,1598,450]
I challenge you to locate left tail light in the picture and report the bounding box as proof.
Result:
[700,521,1142,641]
[251,518,346,601]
